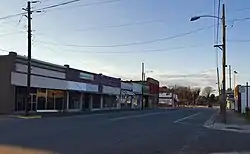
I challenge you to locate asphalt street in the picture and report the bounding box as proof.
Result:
[0,108,250,154]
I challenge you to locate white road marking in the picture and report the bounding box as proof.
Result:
[41,113,107,120]
[174,112,200,123]
[109,112,163,121]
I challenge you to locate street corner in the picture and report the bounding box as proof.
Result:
[203,113,217,128]
[204,121,250,133]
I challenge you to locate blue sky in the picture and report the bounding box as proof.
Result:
[1,0,250,90]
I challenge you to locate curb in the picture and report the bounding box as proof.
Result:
[13,115,42,119]
[204,112,250,133]
[4,108,171,119]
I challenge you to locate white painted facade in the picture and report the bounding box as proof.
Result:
[132,83,142,94]
[121,82,133,91]
[102,86,120,95]
[11,72,67,90]
[15,63,65,79]
[239,85,250,113]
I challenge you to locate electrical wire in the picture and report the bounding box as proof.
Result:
[33,0,80,12]
[36,41,211,54]
[231,17,250,22]
[0,48,13,53]
[36,24,215,48]
[0,13,26,21]
[36,0,126,13]
[0,0,80,21]
[77,19,168,32]
[0,32,25,37]
[227,39,250,43]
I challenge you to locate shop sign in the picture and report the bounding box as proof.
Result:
[79,72,94,81]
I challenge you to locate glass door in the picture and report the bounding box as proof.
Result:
[30,94,37,112]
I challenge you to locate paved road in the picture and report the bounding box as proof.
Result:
[0,108,250,154]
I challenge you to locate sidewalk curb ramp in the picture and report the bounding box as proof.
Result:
[204,111,250,133]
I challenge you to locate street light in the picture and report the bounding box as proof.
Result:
[233,70,238,89]
[190,15,221,22]
[190,4,227,123]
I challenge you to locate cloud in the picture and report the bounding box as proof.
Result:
[30,45,218,89]
[153,69,217,87]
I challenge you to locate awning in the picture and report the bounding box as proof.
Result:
[121,90,135,96]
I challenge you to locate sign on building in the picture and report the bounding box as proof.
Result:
[79,72,94,81]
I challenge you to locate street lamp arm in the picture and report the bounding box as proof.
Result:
[190,15,222,21]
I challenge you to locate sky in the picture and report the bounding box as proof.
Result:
[1,0,250,92]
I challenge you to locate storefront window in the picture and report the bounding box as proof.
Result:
[15,86,26,111]
[37,88,47,110]
[15,87,66,112]
[92,94,101,109]
[103,95,118,109]
[69,91,81,110]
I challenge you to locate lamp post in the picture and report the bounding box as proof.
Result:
[190,4,227,123]
[233,71,238,89]
[233,70,238,110]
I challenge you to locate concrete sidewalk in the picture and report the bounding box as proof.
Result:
[204,110,250,133]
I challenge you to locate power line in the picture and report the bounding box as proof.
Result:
[36,41,211,54]
[36,24,215,48]
[37,0,126,13]
[227,39,250,43]
[0,48,13,53]
[0,13,25,21]
[231,17,250,22]
[33,0,80,12]
[0,0,80,21]
[0,32,25,37]
[77,19,167,32]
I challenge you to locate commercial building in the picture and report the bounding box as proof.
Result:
[132,78,159,109]
[120,82,135,109]
[0,52,122,114]
[234,85,250,113]
[0,52,162,114]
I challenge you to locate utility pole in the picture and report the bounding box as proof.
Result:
[229,65,232,90]
[22,0,79,116]
[141,62,145,110]
[247,82,249,109]
[25,1,32,116]
[221,3,227,123]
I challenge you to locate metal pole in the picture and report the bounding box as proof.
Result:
[25,1,32,116]
[172,87,174,108]
[247,82,249,109]
[233,73,235,90]
[229,65,232,90]
[217,67,220,95]
[141,62,144,110]
[222,3,227,123]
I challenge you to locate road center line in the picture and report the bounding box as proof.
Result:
[174,112,200,123]
[109,112,163,121]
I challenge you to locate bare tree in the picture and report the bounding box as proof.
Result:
[202,86,214,100]
[191,88,201,105]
